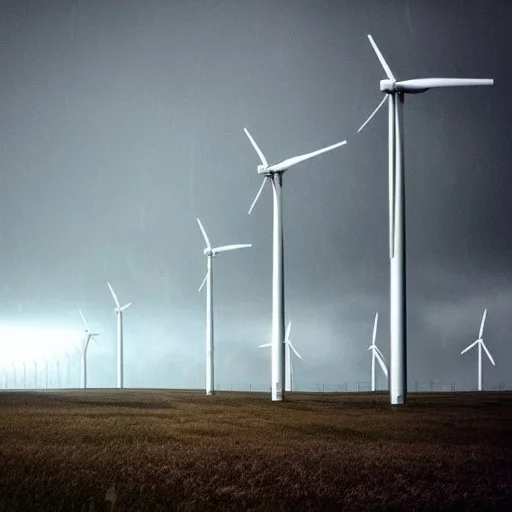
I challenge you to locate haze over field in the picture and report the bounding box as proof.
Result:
[0,0,510,391]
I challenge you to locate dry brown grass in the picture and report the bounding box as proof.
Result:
[0,390,511,511]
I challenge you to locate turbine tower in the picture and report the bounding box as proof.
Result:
[244,128,346,401]
[107,282,132,389]
[78,310,99,389]
[358,34,493,405]
[461,309,495,391]
[367,312,388,392]
[259,320,302,392]
[196,217,251,396]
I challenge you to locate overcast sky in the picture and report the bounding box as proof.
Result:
[0,0,510,392]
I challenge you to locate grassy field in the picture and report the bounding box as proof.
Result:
[0,390,511,511]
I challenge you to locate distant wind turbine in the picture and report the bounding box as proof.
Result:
[259,321,303,392]
[196,217,251,396]
[107,282,132,389]
[244,128,346,401]
[367,313,388,392]
[78,310,99,389]
[358,34,493,405]
[461,309,495,391]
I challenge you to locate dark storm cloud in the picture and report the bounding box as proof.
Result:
[0,0,510,391]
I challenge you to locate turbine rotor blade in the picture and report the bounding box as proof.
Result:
[461,339,480,355]
[358,95,388,133]
[107,282,120,308]
[198,272,208,293]
[285,321,292,344]
[288,341,302,360]
[479,309,487,338]
[367,34,395,81]
[213,244,252,253]
[394,78,494,92]
[196,218,211,250]
[79,309,89,331]
[372,312,379,346]
[118,302,132,312]
[258,343,272,348]
[481,341,495,366]
[244,128,268,167]
[248,178,268,215]
[268,141,347,172]
[374,345,386,361]
[375,350,388,377]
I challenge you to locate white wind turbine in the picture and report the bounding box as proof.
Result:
[367,312,388,392]
[358,34,493,405]
[197,217,251,396]
[78,310,99,389]
[259,320,302,392]
[107,281,132,389]
[244,128,346,401]
[461,309,495,391]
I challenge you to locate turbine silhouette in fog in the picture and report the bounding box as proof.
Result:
[461,309,495,391]
[107,282,132,389]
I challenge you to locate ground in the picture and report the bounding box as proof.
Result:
[0,390,510,511]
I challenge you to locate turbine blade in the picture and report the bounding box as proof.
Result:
[213,244,252,253]
[258,343,272,348]
[107,282,120,308]
[285,321,292,344]
[479,309,487,338]
[268,140,347,172]
[288,341,302,360]
[248,178,267,215]
[394,78,494,92]
[461,339,479,355]
[374,346,386,361]
[481,341,495,366]
[244,128,268,167]
[375,351,388,377]
[372,312,379,346]
[357,95,388,133]
[367,34,395,81]
[118,302,132,312]
[198,272,208,293]
[196,218,211,250]
[91,335,99,347]
[79,309,89,331]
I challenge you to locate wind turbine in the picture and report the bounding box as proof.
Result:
[259,320,303,392]
[196,217,251,396]
[358,34,493,405]
[461,309,495,391]
[367,312,388,392]
[244,128,346,401]
[107,281,132,389]
[78,310,99,389]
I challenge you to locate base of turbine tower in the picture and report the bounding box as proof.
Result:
[391,394,405,405]
[272,383,283,401]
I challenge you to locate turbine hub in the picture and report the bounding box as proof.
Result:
[257,164,268,174]
[380,79,395,92]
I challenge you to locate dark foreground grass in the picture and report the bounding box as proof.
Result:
[0,390,511,511]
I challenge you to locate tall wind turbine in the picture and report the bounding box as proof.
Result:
[196,217,251,396]
[367,312,388,392]
[259,321,303,392]
[244,128,346,401]
[78,310,99,389]
[461,309,495,391]
[358,34,493,405]
[107,281,132,389]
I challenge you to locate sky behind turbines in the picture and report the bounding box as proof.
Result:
[0,0,510,391]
